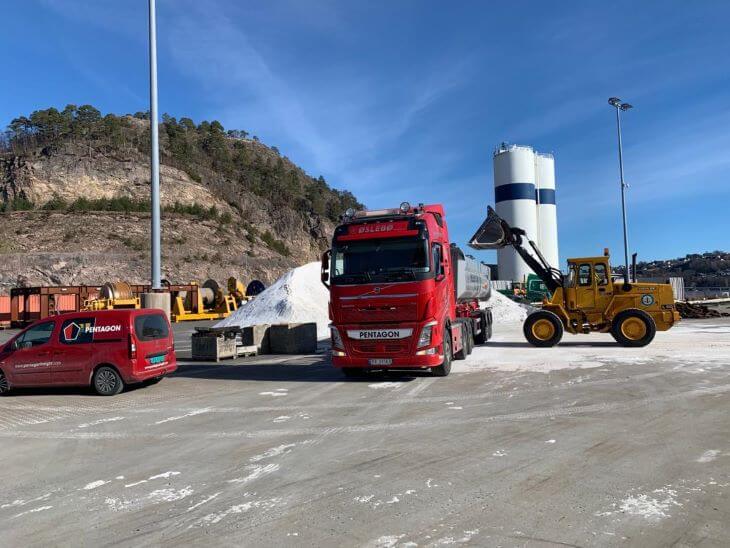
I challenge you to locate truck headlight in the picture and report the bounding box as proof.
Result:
[330,326,344,350]
[417,321,437,348]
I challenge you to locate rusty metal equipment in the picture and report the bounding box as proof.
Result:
[170,279,237,323]
[83,282,141,311]
[10,285,100,327]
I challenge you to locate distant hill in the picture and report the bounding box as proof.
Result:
[0,105,361,290]
[630,251,730,288]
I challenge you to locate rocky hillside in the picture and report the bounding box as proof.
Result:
[0,105,361,292]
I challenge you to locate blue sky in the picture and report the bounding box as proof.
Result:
[2,0,729,265]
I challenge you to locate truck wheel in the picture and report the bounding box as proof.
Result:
[523,311,564,347]
[474,312,488,345]
[432,336,452,377]
[465,323,474,355]
[342,367,366,379]
[93,366,124,396]
[0,370,9,395]
[611,309,656,347]
[453,323,467,360]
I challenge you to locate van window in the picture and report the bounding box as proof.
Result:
[134,314,169,341]
[16,321,55,349]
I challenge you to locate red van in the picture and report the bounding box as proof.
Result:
[0,309,176,396]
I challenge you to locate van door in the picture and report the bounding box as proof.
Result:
[5,321,57,385]
[54,317,97,384]
[133,313,173,374]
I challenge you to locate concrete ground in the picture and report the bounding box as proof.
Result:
[0,319,729,547]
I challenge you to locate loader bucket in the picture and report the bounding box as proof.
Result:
[468,206,511,250]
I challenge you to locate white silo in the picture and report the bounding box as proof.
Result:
[535,152,559,269]
[493,144,539,282]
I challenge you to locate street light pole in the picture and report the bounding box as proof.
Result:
[608,97,633,286]
[148,0,161,289]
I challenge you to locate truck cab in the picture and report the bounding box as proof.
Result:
[322,202,491,377]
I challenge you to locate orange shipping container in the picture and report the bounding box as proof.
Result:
[55,294,78,312]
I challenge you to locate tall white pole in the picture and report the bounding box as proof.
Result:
[148,0,161,289]
[614,105,630,286]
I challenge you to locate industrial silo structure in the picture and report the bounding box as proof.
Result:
[535,152,559,269]
[492,143,559,282]
[493,144,539,282]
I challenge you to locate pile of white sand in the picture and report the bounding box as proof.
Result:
[481,290,534,324]
[216,262,331,339]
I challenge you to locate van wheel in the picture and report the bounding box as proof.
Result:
[524,311,564,347]
[611,309,656,347]
[432,336,452,377]
[93,366,124,396]
[0,370,10,395]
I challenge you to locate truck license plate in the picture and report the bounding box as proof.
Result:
[368,358,392,366]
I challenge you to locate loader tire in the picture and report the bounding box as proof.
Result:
[524,311,564,347]
[611,309,656,347]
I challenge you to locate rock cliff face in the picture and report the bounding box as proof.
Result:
[0,110,359,291]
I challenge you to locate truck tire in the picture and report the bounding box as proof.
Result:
[453,323,467,360]
[342,367,366,379]
[611,309,656,347]
[465,322,474,355]
[93,366,124,396]
[523,311,564,347]
[0,369,9,395]
[432,335,452,377]
[474,312,489,345]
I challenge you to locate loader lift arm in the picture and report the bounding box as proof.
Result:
[468,206,563,293]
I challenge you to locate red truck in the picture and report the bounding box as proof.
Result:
[321,202,492,377]
[0,309,176,396]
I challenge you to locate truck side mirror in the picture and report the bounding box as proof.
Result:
[321,249,331,289]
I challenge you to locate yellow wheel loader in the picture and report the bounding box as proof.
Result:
[469,207,680,347]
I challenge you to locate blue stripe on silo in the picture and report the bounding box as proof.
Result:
[536,188,556,204]
[495,183,535,202]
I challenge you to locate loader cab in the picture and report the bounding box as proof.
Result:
[564,257,613,313]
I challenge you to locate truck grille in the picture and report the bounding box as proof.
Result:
[341,303,419,323]
[350,339,412,356]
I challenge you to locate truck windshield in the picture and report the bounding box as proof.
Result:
[331,238,431,285]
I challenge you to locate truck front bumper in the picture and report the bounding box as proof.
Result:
[332,352,443,369]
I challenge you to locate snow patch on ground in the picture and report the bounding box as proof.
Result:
[78,416,125,429]
[697,449,720,463]
[597,487,682,520]
[83,480,110,490]
[227,463,280,484]
[216,262,330,339]
[197,496,283,526]
[154,408,210,425]
[368,382,403,390]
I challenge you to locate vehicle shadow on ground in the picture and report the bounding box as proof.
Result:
[2,382,156,398]
[487,341,619,348]
[174,358,423,384]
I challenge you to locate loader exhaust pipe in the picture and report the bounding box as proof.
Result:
[631,253,637,283]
